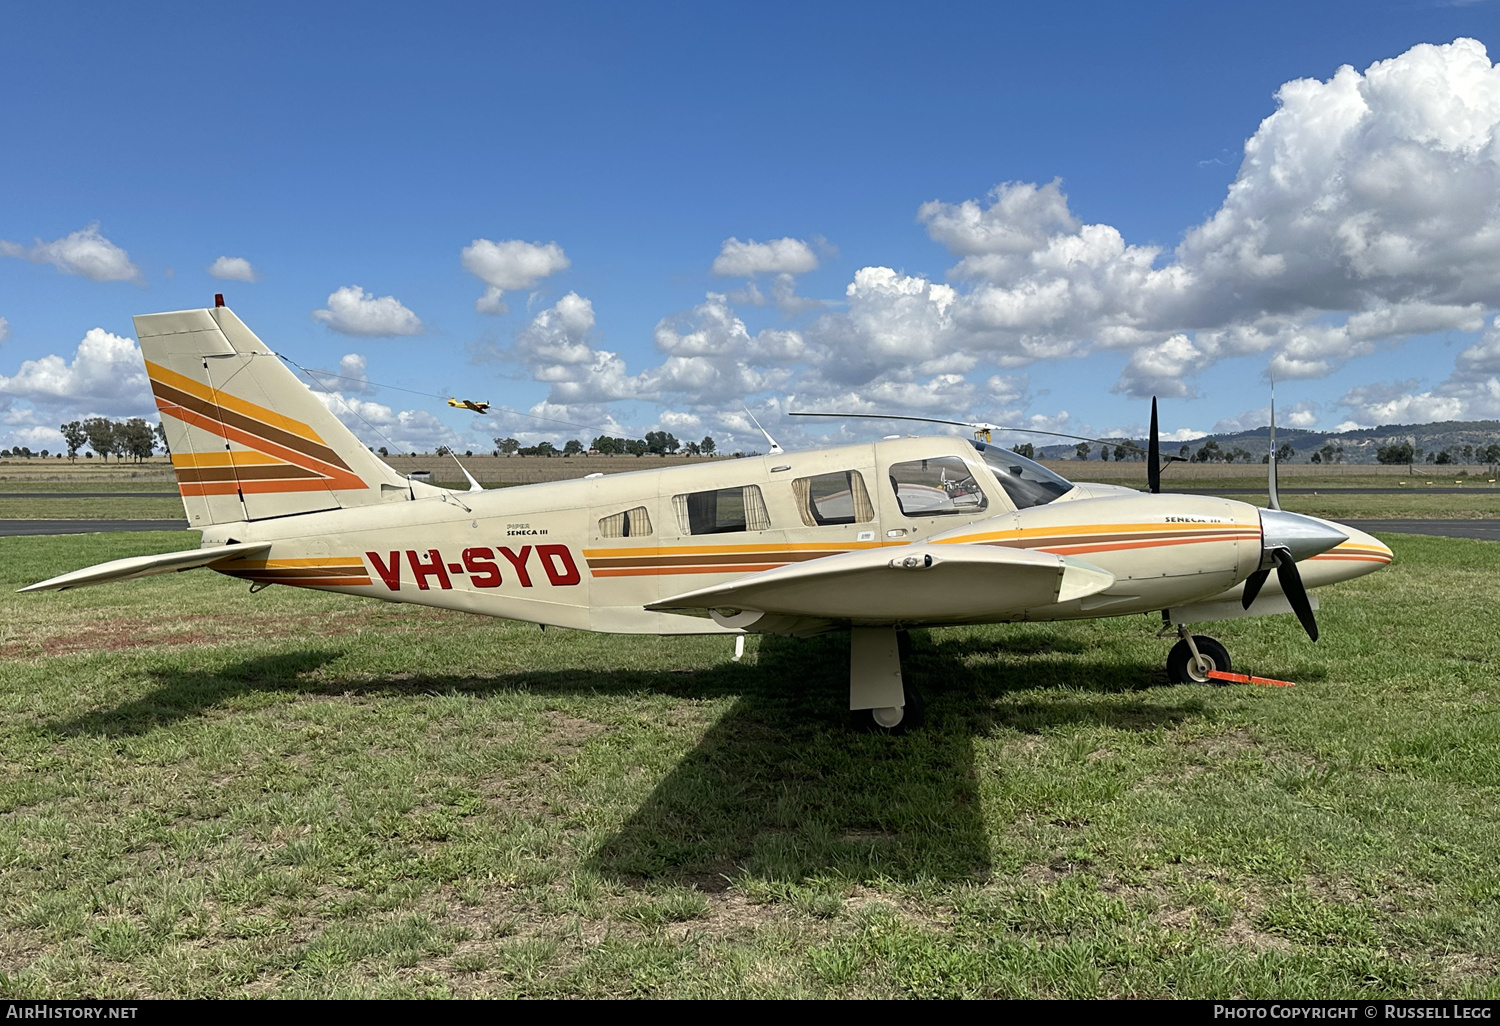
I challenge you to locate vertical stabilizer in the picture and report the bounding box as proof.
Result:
[135,305,409,527]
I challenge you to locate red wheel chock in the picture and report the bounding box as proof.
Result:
[1206,670,1295,688]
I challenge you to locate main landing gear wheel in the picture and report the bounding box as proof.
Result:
[861,681,925,734]
[1167,635,1231,685]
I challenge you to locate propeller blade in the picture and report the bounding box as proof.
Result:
[1273,548,1318,642]
[1241,567,1272,610]
[1148,397,1161,494]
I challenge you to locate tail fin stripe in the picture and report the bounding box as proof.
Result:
[156,399,366,491]
[152,382,353,471]
[176,465,321,483]
[146,359,326,445]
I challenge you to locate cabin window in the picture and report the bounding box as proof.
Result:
[672,485,772,535]
[888,456,989,516]
[792,470,875,527]
[598,506,653,538]
[970,441,1073,509]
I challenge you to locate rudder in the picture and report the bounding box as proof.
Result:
[136,305,409,527]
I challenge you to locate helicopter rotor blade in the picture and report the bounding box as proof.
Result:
[787,412,1151,451]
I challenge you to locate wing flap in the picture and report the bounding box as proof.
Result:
[19,542,273,593]
[647,544,1115,624]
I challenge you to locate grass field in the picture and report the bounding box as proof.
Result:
[1,531,1499,998]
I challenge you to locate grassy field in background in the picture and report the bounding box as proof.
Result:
[1,531,1498,997]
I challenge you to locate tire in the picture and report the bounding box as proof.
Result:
[1167,635,1231,685]
[857,679,925,734]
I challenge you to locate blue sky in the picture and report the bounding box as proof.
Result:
[3,1,1500,454]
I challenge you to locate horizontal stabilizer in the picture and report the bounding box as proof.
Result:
[19,542,272,593]
[648,544,1115,625]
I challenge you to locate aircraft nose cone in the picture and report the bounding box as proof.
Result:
[1260,508,1348,562]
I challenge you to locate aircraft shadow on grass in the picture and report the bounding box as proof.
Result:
[48,631,1209,887]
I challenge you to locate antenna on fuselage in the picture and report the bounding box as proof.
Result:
[744,407,784,455]
[449,451,485,493]
[1268,378,1282,511]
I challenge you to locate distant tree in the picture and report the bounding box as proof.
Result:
[1074,442,1090,460]
[1011,443,1035,459]
[699,436,716,456]
[1484,443,1500,463]
[624,438,648,457]
[1435,450,1454,465]
[1114,444,1128,461]
[535,441,558,457]
[644,430,679,455]
[494,437,520,455]
[39,449,49,459]
[153,421,171,457]
[1462,444,1475,462]
[60,421,86,462]
[1230,447,1253,463]
[378,446,389,457]
[1179,444,1190,459]
[465,450,473,457]
[1193,439,1223,463]
[684,440,701,456]
[1310,452,1322,464]
[1376,442,1414,465]
[1275,442,1296,463]
[1425,451,1436,464]
[117,418,156,462]
[1099,444,1111,461]
[563,439,584,456]
[82,417,115,463]
[435,445,453,457]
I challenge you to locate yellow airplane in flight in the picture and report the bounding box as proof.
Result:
[22,304,1391,730]
[447,398,490,414]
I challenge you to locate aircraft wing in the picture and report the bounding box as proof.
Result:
[19,542,273,593]
[647,544,1115,625]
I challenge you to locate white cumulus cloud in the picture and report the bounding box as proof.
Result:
[311,286,424,337]
[461,239,570,315]
[0,328,151,412]
[0,224,142,282]
[0,317,9,345]
[209,256,259,282]
[711,237,820,277]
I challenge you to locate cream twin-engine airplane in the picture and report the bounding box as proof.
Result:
[23,303,1393,730]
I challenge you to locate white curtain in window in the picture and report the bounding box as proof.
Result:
[742,485,771,532]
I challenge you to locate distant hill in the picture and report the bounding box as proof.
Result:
[1034,420,1500,465]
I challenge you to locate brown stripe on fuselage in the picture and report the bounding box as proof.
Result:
[150,380,352,471]
[585,549,841,569]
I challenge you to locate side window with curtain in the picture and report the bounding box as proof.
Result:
[598,506,653,538]
[671,485,772,535]
[792,470,875,527]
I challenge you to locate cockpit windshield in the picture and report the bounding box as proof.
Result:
[969,440,1075,509]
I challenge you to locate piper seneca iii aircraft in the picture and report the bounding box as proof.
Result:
[23,302,1393,730]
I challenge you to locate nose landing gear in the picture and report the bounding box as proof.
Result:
[1166,626,1232,685]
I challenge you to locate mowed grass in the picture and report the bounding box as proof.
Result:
[1279,491,1500,521]
[1,531,1499,997]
